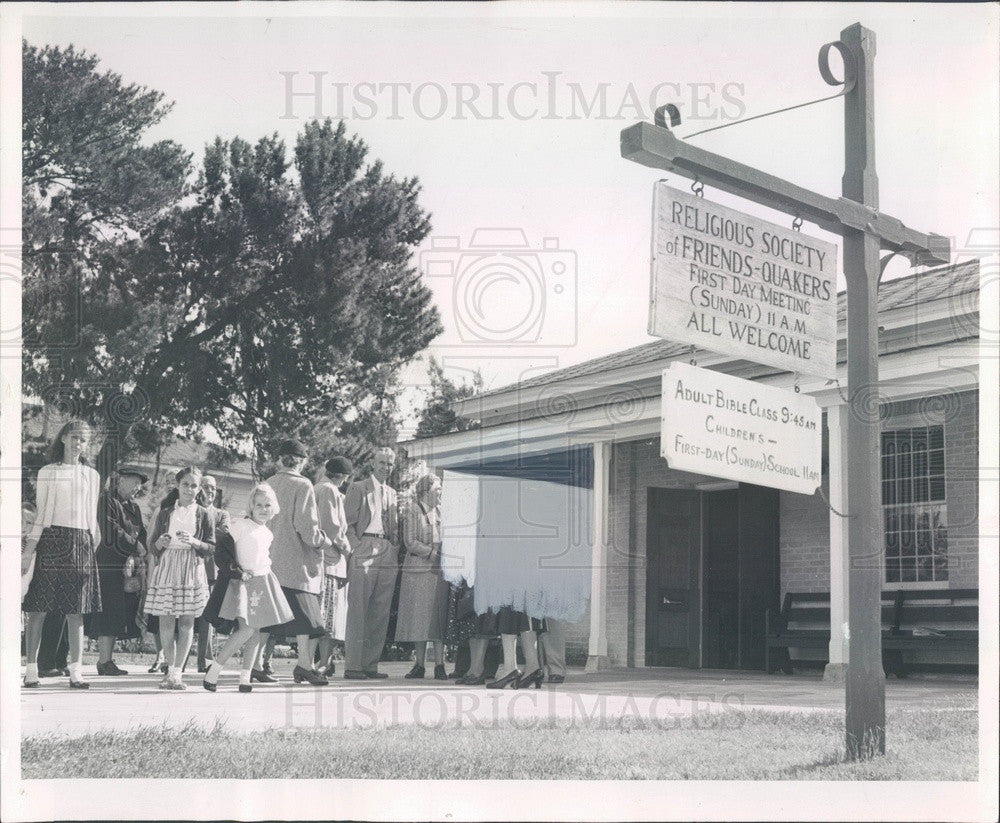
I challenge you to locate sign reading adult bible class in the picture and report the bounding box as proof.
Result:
[650,183,838,379]
[661,362,822,494]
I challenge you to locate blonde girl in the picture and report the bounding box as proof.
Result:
[22,420,102,689]
[145,466,215,690]
[203,484,292,693]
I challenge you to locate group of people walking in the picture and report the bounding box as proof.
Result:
[21,420,567,692]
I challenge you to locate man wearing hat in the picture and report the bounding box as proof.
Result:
[314,456,353,676]
[264,439,332,685]
[86,464,148,676]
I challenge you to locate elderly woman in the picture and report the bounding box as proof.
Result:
[85,465,148,676]
[395,473,450,680]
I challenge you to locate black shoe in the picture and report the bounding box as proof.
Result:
[486,669,522,690]
[69,679,90,689]
[519,668,544,689]
[238,684,253,693]
[548,674,565,684]
[97,660,129,676]
[250,668,277,683]
[23,679,40,688]
[293,665,328,685]
[322,662,336,677]
[344,670,368,680]
[261,662,274,675]
[203,679,217,692]
[364,670,389,679]
[38,668,64,678]
[404,665,425,679]
[434,664,448,681]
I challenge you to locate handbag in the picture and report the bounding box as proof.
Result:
[122,556,142,593]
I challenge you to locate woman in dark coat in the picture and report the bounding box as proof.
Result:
[85,466,148,675]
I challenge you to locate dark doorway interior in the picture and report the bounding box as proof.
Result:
[646,483,780,670]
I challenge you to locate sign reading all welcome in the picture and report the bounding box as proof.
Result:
[649,183,838,379]
[661,362,822,494]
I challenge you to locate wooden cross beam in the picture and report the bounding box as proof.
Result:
[621,121,951,265]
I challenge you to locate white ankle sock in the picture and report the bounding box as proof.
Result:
[25,663,39,681]
[239,669,252,685]
[205,662,223,685]
[168,665,180,679]
[68,662,82,680]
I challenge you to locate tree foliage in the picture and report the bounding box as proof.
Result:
[414,357,483,438]
[22,42,442,476]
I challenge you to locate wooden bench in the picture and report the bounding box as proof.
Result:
[765,588,978,675]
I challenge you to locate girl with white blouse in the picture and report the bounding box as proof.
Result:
[22,420,102,689]
[145,466,215,690]
[203,484,292,693]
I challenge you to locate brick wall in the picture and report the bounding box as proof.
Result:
[599,389,979,668]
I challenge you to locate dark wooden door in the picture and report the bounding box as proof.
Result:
[737,483,780,670]
[645,488,701,667]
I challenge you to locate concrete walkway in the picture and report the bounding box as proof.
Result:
[20,660,977,739]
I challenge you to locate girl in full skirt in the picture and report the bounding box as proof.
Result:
[203,483,292,693]
[145,467,215,690]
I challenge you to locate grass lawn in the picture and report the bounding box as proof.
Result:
[22,706,977,780]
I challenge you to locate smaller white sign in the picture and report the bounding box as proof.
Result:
[661,362,822,495]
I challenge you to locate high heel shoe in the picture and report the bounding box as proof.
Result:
[148,661,164,674]
[293,665,328,685]
[69,679,90,689]
[203,679,217,692]
[518,668,544,689]
[250,668,277,683]
[486,669,522,690]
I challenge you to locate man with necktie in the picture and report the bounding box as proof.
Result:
[343,447,399,679]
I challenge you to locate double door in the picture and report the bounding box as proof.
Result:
[644,485,779,669]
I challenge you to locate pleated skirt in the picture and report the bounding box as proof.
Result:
[265,587,326,639]
[144,547,209,617]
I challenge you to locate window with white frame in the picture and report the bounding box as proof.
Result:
[882,425,948,583]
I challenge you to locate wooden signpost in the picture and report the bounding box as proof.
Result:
[623,23,951,758]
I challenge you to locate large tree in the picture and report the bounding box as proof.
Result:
[414,357,483,438]
[23,42,442,476]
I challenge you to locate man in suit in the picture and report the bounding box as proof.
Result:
[343,447,399,679]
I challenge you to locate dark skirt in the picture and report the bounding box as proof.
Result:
[202,573,239,636]
[444,582,477,645]
[264,587,327,639]
[475,606,529,637]
[22,526,102,615]
[84,567,141,640]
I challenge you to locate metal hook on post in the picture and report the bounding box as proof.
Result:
[794,375,801,393]
[688,345,698,366]
[691,179,704,198]
[792,215,803,232]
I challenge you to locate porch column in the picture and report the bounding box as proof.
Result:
[585,439,611,671]
[825,403,850,681]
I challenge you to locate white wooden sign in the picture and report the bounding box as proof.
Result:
[650,183,838,379]
[661,362,822,495]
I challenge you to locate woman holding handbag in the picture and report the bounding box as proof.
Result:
[22,420,103,689]
[85,465,148,676]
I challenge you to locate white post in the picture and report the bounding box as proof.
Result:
[825,403,850,681]
[586,440,610,671]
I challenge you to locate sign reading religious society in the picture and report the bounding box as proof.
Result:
[650,183,838,379]
[662,362,822,494]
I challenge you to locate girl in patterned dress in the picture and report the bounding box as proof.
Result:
[145,467,215,690]
[22,420,103,689]
[203,484,292,693]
